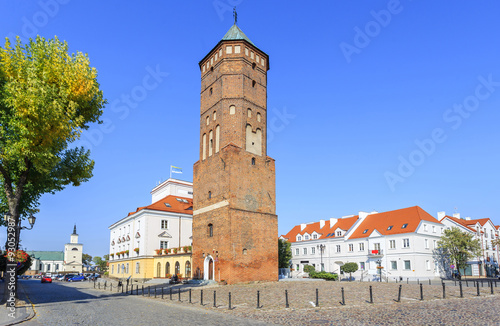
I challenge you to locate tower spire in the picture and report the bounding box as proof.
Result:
[73,224,77,235]
[233,7,237,25]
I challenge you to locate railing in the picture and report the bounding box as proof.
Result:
[368,249,384,257]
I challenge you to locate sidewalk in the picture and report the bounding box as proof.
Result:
[0,280,35,326]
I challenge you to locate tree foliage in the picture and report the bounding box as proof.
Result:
[303,264,315,273]
[93,256,108,272]
[309,271,338,281]
[437,227,481,275]
[0,36,106,224]
[340,262,358,281]
[278,239,292,269]
[82,253,92,265]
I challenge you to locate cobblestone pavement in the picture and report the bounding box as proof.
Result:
[92,278,500,325]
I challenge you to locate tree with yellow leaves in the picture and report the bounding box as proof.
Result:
[0,36,106,302]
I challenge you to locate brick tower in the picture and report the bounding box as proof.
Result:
[192,21,278,284]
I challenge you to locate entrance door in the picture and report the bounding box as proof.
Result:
[209,259,214,280]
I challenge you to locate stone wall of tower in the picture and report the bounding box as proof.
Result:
[193,33,278,284]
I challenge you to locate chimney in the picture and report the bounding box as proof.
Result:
[465,216,471,221]
[453,213,461,219]
[300,223,306,231]
[437,211,446,220]
[359,211,370,220]
[319,219,325,229]
[330,218,338,227]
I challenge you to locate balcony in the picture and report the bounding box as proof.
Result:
[368,249,384,257]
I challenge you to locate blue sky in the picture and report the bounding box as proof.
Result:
[1,1,499,257]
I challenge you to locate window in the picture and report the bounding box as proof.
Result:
[311,247,315,255]
[404,260,411,270]
[295,248,299,255]
[389,240,396,249]
[175,261,180,275]
[359,243,365,251]
[432,226,436,233]
[387,225,393,231]
[403,238,410,248]
[252,80,256,87]
[206,116,209,125]
[485,232,488,239]
[257,112,261,122]
[185,261,191,278]
[161,220,168,229]
[363,229,369,234]
[391,261,397,270]
[126,263,129,274]
[208,224,213,237]
[209,87,213,95]
[305,235,310,240]
[433,240,437,249]
[402,224,408,229]
[247,108,252,117]
[166,262,170,275]
[336,245,341,253]
[242,248,247,255]
[425,239,429,249]
[313,234,317,239]
[226,45,232,54]
[111,265,114,274]
[336,231,342,236]
[424,224,427,231]
[297,235,302,241]
[136,262,140,274]
[208,191,211,199]
[374,243,380,250]
[229,105,235,115]
[296,264,299,271]
[303,248,307,255]
[359,262,365,270]
[160,241,168,249]
[349,244,353,252]
[252,62,256,69]
[251,157,255,165]
[426,260,431,271]
[157,263,161,277]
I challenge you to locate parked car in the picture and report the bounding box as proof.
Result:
[41,276,52,283]
[68,275,85,282]
[63,274,76,281]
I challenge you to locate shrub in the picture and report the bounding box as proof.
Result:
[303,264,315,273]
[310,271,338,281]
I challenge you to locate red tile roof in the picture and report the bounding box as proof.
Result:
[440,215,478,233]
[463,218,490,227]
[349,206,439,239]
[282,215,359,243]
[127,195,193,216]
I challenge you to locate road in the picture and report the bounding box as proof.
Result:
[19,280,273,326]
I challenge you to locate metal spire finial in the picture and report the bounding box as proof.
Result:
[73,224,77,235]
[233,7,238,25]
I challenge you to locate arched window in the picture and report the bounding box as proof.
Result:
[208,224,213,237]
[215,125,220,153]
[157,262,161,277]
[229,105,235,115]
[72,248,78,251]
[257,112,261,122]
[247,108,252,117]
[175,261,180,276]
[136,262,140,274]
[243,248,248,255]
[208,191,211,199]
[213,111,216,120]
[126,263,129,274]
[252,80,256,87]
[166,262,170,276]
[252,62,256,69]
[206,116,209,125]
[209,130,213,156]
[202,134,207,160]
[209,87,213,95]
[111,265,114,274]
[251,157,255,165]
[210,66,213,72]
[185,261,191,278]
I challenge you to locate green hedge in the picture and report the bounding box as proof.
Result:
[309,271,338,280]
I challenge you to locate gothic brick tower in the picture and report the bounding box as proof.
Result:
[192,21,278,284]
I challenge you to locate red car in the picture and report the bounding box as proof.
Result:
[41,276,52,283]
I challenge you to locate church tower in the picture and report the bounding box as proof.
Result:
[192,17,278,284]
[63,224,83,273]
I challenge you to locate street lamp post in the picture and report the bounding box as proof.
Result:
[317,244,325,272]
[376,259,382,282]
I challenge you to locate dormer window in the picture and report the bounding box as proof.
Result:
[402,224,408,229]
[304,235,310,240]
[297,235,302,241]
[363,229,368,234]
[387,226,393,231]
[313,234,318,239]
[336,231,342,236]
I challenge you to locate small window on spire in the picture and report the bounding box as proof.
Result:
[251,158,255,165]
[252,80,256,87]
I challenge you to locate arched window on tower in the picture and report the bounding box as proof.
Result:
[185,261,191,278]
[202,134,207,160]
[229,105,235,115]
[209,130,213,156]
[251,157,256,165]
[257,112,261,122]
[215,125,220,153]
[208,224,213,237]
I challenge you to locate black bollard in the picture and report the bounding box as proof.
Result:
[476,282,480,296]
[369,285,373,304]
[397,284,402,302]
[407,278,408,284]
[315,288,319,307]
[148,286,150,297]
[341,287,345,305]
[189,289,192,304]
[142,285,144,296]
[104,281,107,290]
[420,283,423,300]
[490,281,494,294]
[228,292,232,310]
[459,281,463,298]
[154,287,157,298]
[213,291,217,308]
[285,290,289,308]
[257,291,261,309]
[481,280,483,287]
[418,279,419,285]
[161,287,164,299]
[126,284,128,294]
[170,287,172,300]
[466,280,468,287]
[201,289,204,306]
[178,288,181,301]
[442,282,446,299]
[429,279,431,285]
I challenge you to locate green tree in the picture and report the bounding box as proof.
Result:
[303,264,315,273]
[278,239,292,269]
[340,262,359,281]
[82,253,92,265]
[93,255,108,272]
[437,227,481,277]
[0,36,106,302]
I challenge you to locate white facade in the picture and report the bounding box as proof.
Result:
[63,225,83,273]
[108,179,193,261]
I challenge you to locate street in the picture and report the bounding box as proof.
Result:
[18,280,272,326]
